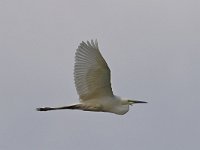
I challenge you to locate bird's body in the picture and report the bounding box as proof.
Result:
[79,96,129,115]
[37,40,147,115]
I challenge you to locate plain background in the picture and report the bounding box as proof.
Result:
[0,0,199,150]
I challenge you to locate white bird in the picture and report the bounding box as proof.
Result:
[37,40,147,115]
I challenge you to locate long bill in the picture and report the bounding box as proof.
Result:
[128,100,147,104]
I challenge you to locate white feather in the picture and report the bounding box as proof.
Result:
[74,40,113,100]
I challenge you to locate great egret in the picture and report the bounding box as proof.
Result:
[37,40,147,115]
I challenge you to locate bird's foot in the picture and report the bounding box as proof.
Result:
[36,107,52,111]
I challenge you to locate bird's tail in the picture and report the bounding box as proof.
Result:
[36,104,81,111]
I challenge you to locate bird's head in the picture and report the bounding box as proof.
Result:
[127,99,147,106]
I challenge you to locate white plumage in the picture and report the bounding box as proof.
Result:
[37,40,147,115]
[74,40,113,100]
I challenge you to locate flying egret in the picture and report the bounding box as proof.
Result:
[37,40,147,115]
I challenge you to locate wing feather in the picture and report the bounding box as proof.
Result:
[74,40,113,100]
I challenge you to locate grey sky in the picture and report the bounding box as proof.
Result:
[0,0,200,150]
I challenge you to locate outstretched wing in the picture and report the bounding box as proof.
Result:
[74,40,113,101]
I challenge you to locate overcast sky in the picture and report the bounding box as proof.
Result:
[0,0,200,150]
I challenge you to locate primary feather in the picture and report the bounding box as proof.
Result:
[74,40,113,100]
